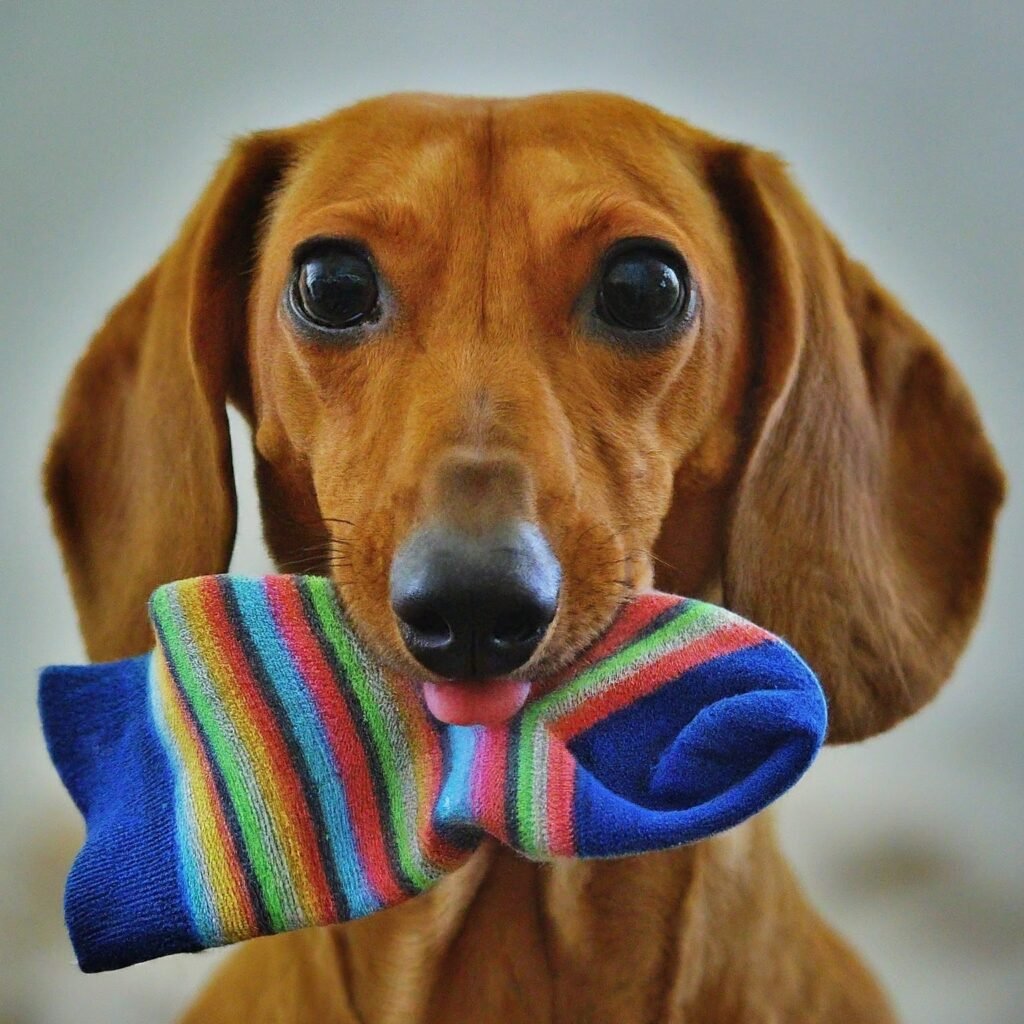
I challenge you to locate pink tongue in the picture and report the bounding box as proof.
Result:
[423,679,531,726]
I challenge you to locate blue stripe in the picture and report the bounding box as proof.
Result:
[229,579,381,917]
[436,726,477,835]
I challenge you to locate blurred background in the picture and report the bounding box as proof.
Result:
[1,3,1021,1022]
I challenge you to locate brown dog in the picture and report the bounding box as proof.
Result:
[44,93,1004,1022]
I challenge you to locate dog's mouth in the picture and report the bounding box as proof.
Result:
[332,508,633,726]
[383,519,564,726]
[420,678,533,726]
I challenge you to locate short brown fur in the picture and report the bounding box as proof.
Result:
[45,92,1005,1022]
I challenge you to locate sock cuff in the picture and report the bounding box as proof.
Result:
[39,655,202,971]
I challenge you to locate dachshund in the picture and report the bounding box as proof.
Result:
[44,92,1005,1023]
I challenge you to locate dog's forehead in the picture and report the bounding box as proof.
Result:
[282,92,715,222]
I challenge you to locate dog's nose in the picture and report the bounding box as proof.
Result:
[389,521,561,679]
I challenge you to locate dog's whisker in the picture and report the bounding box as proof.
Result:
[321,517,357,529]
[644,550,683,575]
[273,557,330,573]
[285,540,352,557]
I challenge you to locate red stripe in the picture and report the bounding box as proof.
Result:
[472,727,510,845]
[544,739,577,856]
[269,579,406,906]
[552,621,767,741]
[542,593,682,692]
[197,578,337,923]
[402,694,464,869]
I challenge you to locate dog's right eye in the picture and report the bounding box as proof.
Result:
[289,242,380,332]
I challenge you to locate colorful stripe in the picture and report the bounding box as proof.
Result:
[149,649,256,942]
[143,576,821,953]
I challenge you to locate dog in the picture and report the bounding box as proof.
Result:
[44,92,1004,1022]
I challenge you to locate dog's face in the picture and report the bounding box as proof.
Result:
[245,95,748,720]
[45,93,1004,738]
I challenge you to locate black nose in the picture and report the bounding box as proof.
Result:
[389,521,561,680]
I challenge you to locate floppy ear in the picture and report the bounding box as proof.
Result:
[44,130,296,661]
[707,146,1005,743]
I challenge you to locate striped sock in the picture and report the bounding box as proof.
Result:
[39,575,826,972]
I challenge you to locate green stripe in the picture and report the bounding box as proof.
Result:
[512,708,549,855]
[527,720,552,856]
[515,601,716,847]
[540,601,714,717]
[305,578,432,891]
[151,587,291,932]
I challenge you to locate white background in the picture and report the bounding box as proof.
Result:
[1,3,1021,1022]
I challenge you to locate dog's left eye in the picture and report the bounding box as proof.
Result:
[290,242,380,331]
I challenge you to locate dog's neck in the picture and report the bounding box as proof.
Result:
[297,817,792,1021]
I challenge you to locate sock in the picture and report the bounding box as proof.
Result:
[39,575,826,972]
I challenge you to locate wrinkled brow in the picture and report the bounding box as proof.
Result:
[283,198,433,248]
[531,189,691,258]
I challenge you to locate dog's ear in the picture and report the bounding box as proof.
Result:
[706,145,1005,742]
[44,130,296,660]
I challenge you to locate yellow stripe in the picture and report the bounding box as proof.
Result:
[175,580,323,924]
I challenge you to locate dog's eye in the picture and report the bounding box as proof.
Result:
[595,244,691,333]
[291,243,380,331]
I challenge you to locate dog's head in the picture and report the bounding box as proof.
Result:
[45,92,1004,739]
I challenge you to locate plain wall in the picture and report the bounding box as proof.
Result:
[1,3,1020,1022]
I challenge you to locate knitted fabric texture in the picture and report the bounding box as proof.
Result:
[39,574,827,972]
